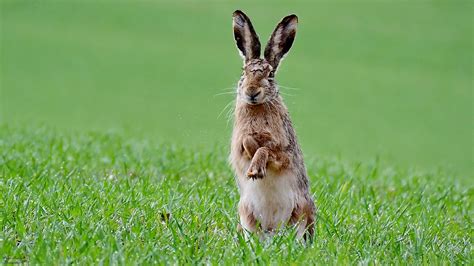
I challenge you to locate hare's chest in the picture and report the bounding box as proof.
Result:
[244,115,281,133]
[239,115,286,145]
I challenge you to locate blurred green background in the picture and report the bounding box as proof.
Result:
[1,1,472,176]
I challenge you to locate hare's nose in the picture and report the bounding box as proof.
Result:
[247,91,261,102]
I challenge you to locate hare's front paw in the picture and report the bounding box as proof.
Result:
[246,164,266,179]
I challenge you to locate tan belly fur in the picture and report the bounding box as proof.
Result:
[238,169,298,232]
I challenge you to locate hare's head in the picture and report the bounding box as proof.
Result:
[233,10,298,105]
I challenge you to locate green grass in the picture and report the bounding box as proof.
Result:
[1,126,472,264]
[1,0,472,176]
[1,1,472,263]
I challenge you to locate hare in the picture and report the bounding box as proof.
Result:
[229,10,315,240]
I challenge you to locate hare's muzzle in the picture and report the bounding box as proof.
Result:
[244,86,263,105]
[247,90,261,104]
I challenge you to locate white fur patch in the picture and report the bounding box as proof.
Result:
[272,19,297,57]
[238,170,298,231]
[233,15,256,60]
[272,27,283,55]
[243,24,254,59]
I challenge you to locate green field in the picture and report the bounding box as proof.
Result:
[1,0,473,264]
[1,126,472,264]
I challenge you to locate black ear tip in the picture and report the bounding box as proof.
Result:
[233,10,245,18]
[283,14,298,23]
[233,10,248,27]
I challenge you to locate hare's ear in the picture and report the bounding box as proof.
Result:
[264,14,298,72]
[233,10,261,62]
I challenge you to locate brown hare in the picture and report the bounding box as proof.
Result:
[229,10,315,240]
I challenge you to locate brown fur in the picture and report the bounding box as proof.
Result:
[230,10,315,240]
[238,203,258,231]
[231,97,316,239]
[289,199,316,241]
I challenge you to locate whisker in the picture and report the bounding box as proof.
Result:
[225,103,235,125]
[218,87,236,92]
[217,99,235,120]
[279,91,295,97]
[214,91,236,97]
[278,84,302,91]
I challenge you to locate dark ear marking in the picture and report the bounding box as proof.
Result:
[233,10,261,62]
[264,14,298,72]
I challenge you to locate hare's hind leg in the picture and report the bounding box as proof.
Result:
[304,210,315,241]
[238,202,258,233]
[289,200,315,241]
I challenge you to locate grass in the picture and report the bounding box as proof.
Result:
[1,0,472,175]
[1,126,472,264]
[1,1,472,264]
